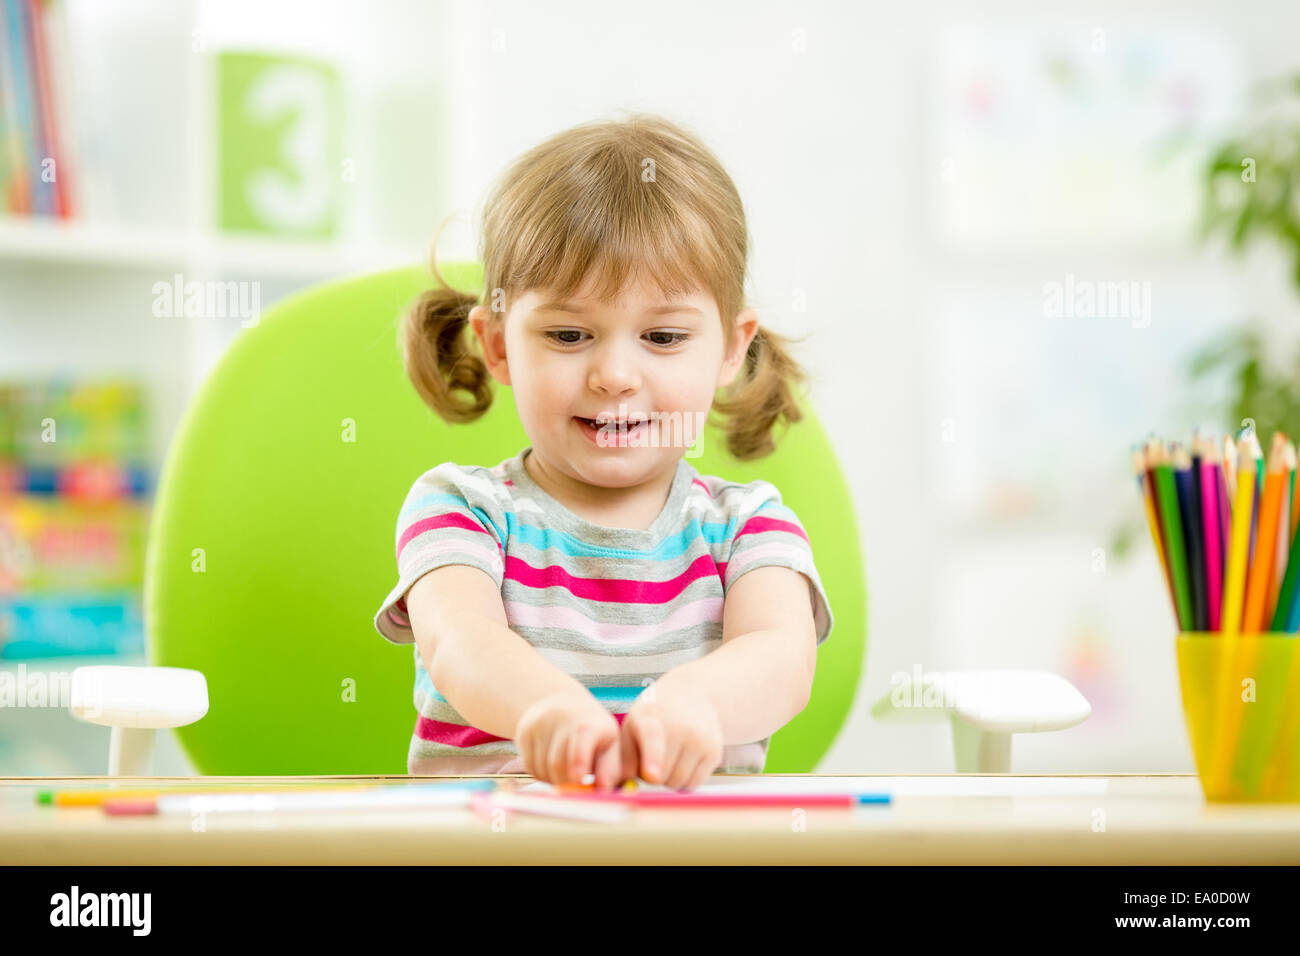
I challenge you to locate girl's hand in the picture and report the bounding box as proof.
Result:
[619,677,723,791]
[513,692,623,791]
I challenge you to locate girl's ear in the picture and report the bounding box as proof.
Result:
[717,308,760,388]
[469,304,512,386]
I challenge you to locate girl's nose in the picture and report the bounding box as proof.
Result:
[587,341,642,395]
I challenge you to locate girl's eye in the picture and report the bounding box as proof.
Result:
[646,331,689,347]
[546,330,587,344]
[544,331,689,347]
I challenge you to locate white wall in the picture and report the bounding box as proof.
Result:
[432,0,1300,771]
[6,0,1300,773]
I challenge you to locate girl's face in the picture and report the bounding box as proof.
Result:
[470,271,758,490]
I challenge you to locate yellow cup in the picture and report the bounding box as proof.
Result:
[1177,632,1300,802]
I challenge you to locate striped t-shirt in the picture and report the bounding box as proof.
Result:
[373,445,834,775]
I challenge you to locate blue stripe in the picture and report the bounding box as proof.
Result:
[401,490,792,561]
[415,661,650,706]
[401,492,507,544]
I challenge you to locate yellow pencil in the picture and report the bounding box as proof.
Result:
[40,782,375,807]
[1224,433,1238,500]
[1221,437,1257,635]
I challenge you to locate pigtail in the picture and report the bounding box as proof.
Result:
[711,324,809,460]
[401,255,495,422]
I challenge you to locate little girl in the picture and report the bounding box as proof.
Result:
[373,113,834,792]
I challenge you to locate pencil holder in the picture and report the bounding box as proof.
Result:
[1177,633,1300,802]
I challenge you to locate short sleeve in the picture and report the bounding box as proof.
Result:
[722,481,834,646]
[373,463,507,645]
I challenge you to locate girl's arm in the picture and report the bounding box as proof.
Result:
[405,565,596,740]
[656,564,818,745]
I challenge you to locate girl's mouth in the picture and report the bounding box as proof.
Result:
[574,416,649,445]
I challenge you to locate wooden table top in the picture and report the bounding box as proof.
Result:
[4,772,1299,865]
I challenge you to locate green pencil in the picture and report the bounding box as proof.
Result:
[1154,445,1194,631]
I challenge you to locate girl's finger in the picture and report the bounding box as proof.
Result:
[637,717,667,784]
[619,718,641,785]
[593,735,622,791]
[684,752,713,791]
[568,726,593,784]
[664,747,693,790]
[547,729,569,785]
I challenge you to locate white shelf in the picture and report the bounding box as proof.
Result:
[0,217,421,279]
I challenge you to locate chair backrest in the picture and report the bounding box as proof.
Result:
[146,262,865,773]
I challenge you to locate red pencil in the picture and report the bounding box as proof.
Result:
[530,791,883,807]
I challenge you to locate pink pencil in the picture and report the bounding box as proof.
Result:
[533,791,888,807]
[1216,458,1231,586]
[1202,446,1223,630]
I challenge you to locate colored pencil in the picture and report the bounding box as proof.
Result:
[531,790,891,807]
[1247,429,1265,564]
[1273,441,1296,619]
[1201,438,1224,632]
[1224,434,1238,501]
[1243,433,1288,633]
[1216,444,1232,585]
[1174,443,1207,631]
[1153,443,1193,630]
[1222,438,1257,635]
[102,781,500,816]
[1291,463,1300,548]
[1134,445,1177,615]
[1143,437,1173,595]
[1270,468,1300,630]
[41,782,381,807]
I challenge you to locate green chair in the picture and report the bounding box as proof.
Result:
[143,262,867,774]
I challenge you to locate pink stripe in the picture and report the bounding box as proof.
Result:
[503,596,724,644]
[387,606,409,627]
[692,478,714,497]
[415,712,627,747]
[735,514,808,543]
[725,543,807,586]
[504,552,718,603]
[416,716,509,747]
[397,513,498,559]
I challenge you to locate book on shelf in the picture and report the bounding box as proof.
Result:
[0,380,150,659]
[0,0,77,219]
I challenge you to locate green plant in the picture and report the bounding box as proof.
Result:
[1200,73,1300,286]
[1186,326,1300,441]
[1110,74,1300,564]
[1191,69,1300,442]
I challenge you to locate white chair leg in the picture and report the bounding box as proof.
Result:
[951,717,1011,773]
[108,726,156,777]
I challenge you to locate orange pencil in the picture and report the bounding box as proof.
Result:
[1134,445,1176,613]
[1242,432,1288,632]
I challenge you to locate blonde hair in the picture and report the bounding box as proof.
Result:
[402,112,810,460]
